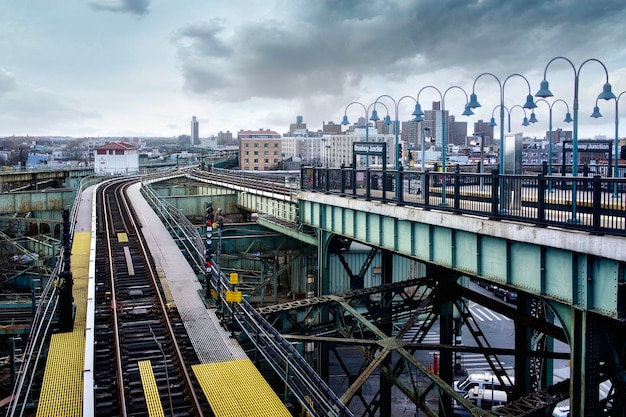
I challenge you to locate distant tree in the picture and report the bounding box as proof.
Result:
[621,145,626,160]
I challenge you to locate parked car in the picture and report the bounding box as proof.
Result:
[494,287,517,303]
[476,280,497,291]
[453,387,509,417]
[454,372,515,396]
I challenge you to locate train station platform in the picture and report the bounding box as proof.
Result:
[36,185,94,417]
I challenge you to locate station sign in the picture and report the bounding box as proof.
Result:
[563,140,612,152]
[353,142,386,156]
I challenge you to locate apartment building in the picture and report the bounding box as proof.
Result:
[238,129,282,171]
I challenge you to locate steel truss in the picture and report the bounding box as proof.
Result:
[258,277,573,416]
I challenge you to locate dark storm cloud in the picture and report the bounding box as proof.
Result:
[88,0,151,15]
[174,0,626,102]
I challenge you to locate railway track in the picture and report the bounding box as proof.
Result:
[93,179,208,417]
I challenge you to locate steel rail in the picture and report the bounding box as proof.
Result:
[117,180,204,417]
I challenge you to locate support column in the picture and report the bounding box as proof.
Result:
[316,231,332,381]
[570,309,601,416]
[379,249,393,416]
[428,265,457,417]
[439,298,454,417]
[514,293,532,399]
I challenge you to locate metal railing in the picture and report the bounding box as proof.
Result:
[140,182,205,274]
[7,175,104,417]
[301,166,626,237]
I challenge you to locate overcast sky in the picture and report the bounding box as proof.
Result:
[1,0,626,140]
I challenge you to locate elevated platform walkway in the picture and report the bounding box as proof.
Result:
[36,231,90,416]
[193,359,292,417]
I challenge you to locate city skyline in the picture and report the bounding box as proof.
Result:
[1,1,626,139]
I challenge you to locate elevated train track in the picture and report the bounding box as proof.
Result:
[94,179,207,416]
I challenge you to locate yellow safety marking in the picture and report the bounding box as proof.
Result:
[225,291,242,302]
[138,360,165,417]
[36,332,85,417]
[117,232,129,243]
[192,359,292,417]
[36,231,91,417]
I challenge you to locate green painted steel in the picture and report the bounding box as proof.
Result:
[0,190,75,214]
[300,192,625,322]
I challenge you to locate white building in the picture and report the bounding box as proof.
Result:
[322,129,402,168]
[93,142,139,174]
[282,136,322,164]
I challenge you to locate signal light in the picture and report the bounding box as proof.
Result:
[205,202,214,222]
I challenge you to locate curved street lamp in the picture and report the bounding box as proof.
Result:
[467,73,537,176]
[590,90,626,197]
[342,101,389,168]
[467,73,537,212]
[489,104,532,132]
[534,98,573,191]
[535,57,616,221]
[415,85,473,206]
[371,94,418,170]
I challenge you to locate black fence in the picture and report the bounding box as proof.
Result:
[301,165,626,237]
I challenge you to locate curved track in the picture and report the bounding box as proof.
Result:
[94,179,207,417]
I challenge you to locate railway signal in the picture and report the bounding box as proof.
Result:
[205,202,216,298]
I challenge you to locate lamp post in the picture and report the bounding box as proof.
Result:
[342,101,390,168]
[590,91,626,198]
[372,95,418,170]
[472,133,485,190]
[489,104,531,132]
[488,104,530,133]
[415,85,473,206]
[371,95,420,199]
[421,126,432,194]
[421,127,432,174]
[536,57,616,221]
[467,73,537,212]
[467,73,537,176]
[533,98,573,191]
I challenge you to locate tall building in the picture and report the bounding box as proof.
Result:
[322,121,343,135]
[217,130,233,145]
[548,129,572,144]
[191,116,199,145]
[289,116,307,134]
[473,120,495,146]
[401,120,419,146]
[447,115,468,146]
[238,129,282,171]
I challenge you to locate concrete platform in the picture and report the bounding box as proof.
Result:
[126,182,247,362]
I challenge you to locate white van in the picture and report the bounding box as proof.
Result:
[453,388,508,417]
[454,372,515,395]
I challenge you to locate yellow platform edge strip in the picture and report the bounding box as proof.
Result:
[36,231,91,417]
[138,360,165,417]
[192,359,291,417]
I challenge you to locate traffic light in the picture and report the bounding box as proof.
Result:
[397,144,403,160]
